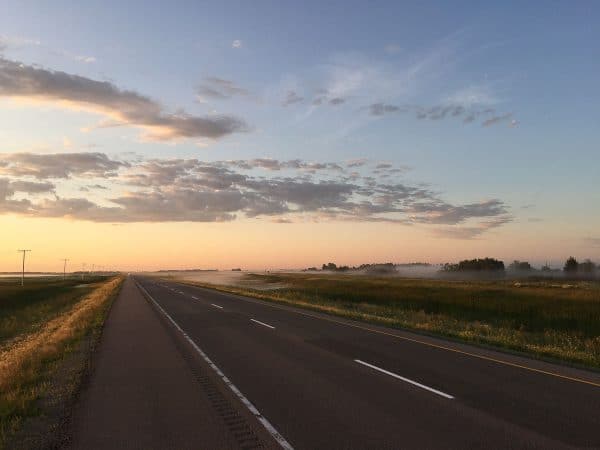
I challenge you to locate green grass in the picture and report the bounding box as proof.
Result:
[180,273,600,368]
[0,276,123,448]
[0,277,107,346]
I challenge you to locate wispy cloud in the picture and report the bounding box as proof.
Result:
[282,90,304,106]
[0,35,41,50]
[0,57,247,142]
[196,76,249,101]
[0,34,96,63]
[482,113,513,127]
[365,101,514,127]
[432,216,512,239]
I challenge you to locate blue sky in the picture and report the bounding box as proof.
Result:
[0,1,599,269]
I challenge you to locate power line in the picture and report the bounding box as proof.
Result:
[61,258,69,280]
[17,249,31,287]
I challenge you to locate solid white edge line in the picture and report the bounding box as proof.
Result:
[354,359,454,399]
[211,303,224,309]
[135,280,294,450]
[250,318,275,329]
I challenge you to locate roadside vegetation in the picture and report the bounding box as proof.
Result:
[0,276,124,448]
[177,272,600,369]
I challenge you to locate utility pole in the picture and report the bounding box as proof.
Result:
[17,249,31,287]
[61,258,69,280]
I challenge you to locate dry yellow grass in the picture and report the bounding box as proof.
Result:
[0,276,124,446]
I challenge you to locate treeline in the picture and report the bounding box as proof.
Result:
[443,256,599,278]
[306,257,599,279]
[442,258,505,272]
[305,262,431,274]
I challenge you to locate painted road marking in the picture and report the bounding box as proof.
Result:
[174,283,600,388]
[135,281,294,450]
[211,303,224,309]
[191,295,199,300]
[355,359,454,399]
[250,319,275,330]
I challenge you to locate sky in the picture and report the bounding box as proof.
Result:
[0,1,599,272]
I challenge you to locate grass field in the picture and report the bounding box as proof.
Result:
[177,273,600,369]
[0,276,124,447]
[0,277,107,347]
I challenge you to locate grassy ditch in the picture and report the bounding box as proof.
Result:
[0,276,124,447]
[175,273,600,369]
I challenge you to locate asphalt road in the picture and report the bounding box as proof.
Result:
[70,276,600,449]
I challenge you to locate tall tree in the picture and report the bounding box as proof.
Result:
[563,256,579,273]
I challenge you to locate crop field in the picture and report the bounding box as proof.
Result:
[179,273,600,369]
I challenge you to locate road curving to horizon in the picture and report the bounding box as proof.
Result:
[68,276,600,449]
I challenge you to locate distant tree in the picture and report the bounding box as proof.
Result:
[563,256,579,273]
[322,262,337,271]
[579,259,597,273]
[541,264,552,272]
[441,262,459,272]
[508,260,532,272]
[440,258,504,272]
[457,258,505,272]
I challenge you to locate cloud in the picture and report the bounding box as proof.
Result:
[445,85,498,107]
[196,77,249,101]
[432,216,512,239]
[231,40,242,49]
[366,101,514,127]
[309,89,345,108]
[0,153,512,237]
[0,34,95,64]
[0,57,247,141]
[346,158,368,168]
[224,159,344,173]
[368,103,401,116]
[410,199,509,225]
[9,179,55,193]
[282,90,304,106]
[77,56,96,63]
[0,177,55,195]
[482,113,513,127]
[0,152,128,179]
[0,35,41,51]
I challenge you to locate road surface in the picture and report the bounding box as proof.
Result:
[69,276,600,449]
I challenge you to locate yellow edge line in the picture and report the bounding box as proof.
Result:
[182,281,600,389]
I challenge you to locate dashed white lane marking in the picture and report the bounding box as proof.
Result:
[211,303,224,309]
[135,281,294,450]
[192,295,199,300]
[354,359,454,399]
[250,319,275,330]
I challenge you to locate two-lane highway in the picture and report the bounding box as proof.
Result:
[135,277,600,449]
